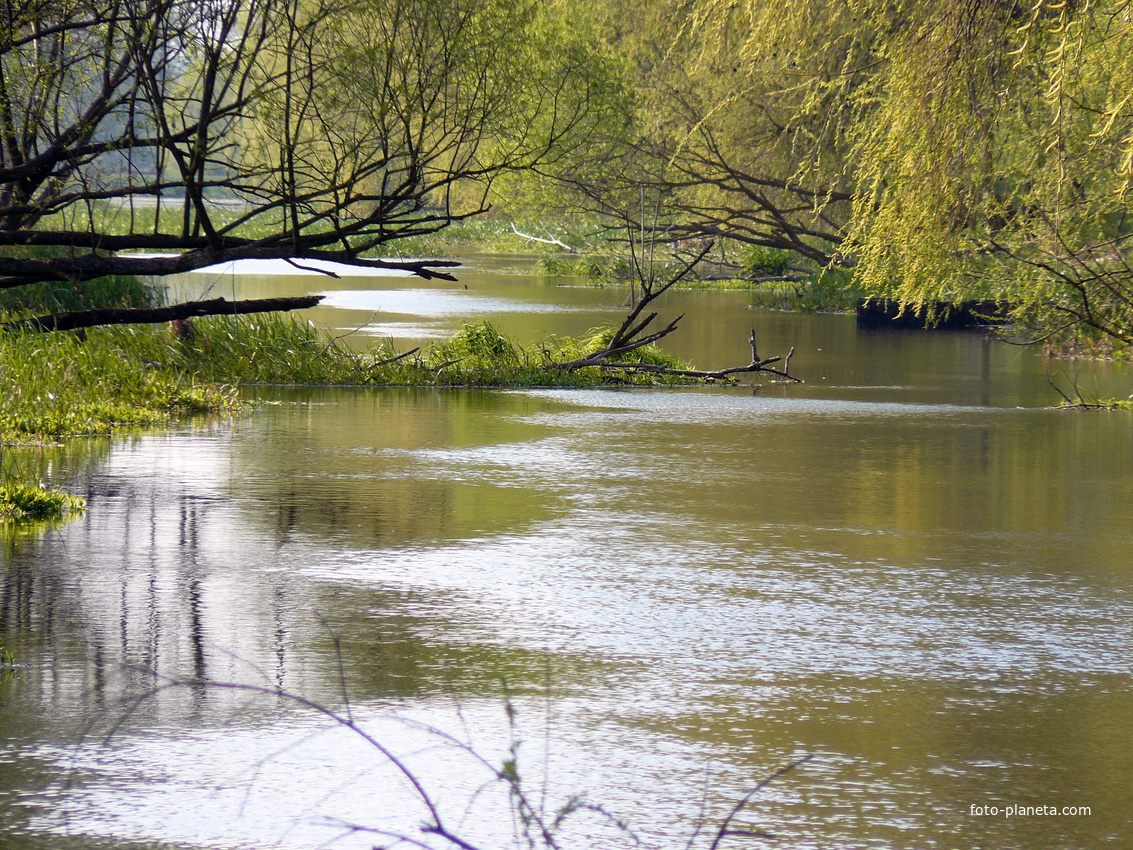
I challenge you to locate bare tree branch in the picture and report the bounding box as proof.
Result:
[0,0,618,290]
[2,295,324,333]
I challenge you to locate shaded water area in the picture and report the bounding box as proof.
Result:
[2,258,1133,849]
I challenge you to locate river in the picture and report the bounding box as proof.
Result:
[1,257,1131,849]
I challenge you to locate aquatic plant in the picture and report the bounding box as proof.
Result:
[426,320,524,370]
[0,481,85,522]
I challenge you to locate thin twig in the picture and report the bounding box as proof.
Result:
[707,755,815,850]
[372,346,421,366]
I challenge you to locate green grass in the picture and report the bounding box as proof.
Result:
[0,274,158,317]
[0,325,238,443]
[0,315,705,447]
[186,315,696,387]
[0,481,85,522]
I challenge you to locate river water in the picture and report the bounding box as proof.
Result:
[2,259,1132,849]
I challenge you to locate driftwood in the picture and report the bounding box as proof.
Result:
[1,295,324,333]
[551,243,710,371]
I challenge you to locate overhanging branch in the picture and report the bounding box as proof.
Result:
[2,296,325,333]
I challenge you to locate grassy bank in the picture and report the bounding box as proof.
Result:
[533,246,860,313]
[0,259,705,522]
[0,315,696,445]
[0,325,237,443]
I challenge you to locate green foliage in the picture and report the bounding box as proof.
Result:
[554,0,1133,345]
[752,0,1133,344]
[384,219,536,257]
[797,266,859,313]
[739,245,793,278]
[534,256,580,275]
[0,481,85,522]
[535,253,631,280]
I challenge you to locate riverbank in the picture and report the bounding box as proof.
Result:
[0,313,707,520]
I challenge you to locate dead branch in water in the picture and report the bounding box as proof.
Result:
[551,237,800,382]
[509,222,579,253]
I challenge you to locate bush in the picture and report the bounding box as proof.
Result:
[739,245,794,278]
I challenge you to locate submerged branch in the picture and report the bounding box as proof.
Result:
[563,329,801,382]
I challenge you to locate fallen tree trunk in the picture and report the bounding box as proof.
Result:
[1,295,324,333]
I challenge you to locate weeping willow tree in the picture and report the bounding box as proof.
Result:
[603,0,1133,344]
[557,0,880,263]
[845,0,1133,346]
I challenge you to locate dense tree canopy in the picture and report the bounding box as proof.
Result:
[844,0,1133,344]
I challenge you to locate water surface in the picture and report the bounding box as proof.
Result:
[2,261,1131,850]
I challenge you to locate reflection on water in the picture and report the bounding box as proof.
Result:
[2,267,1133,850]
[318,287,588,316]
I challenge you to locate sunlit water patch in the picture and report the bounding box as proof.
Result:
[318,288,588,317]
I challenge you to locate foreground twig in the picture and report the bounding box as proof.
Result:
[91,637,812,850]
[1,295,324,333]
[707,754,815,850]
[105,671,475,850]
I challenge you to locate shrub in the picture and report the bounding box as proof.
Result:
[739,245,793,278]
